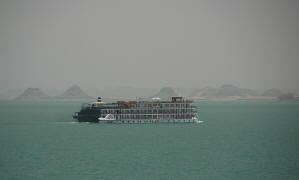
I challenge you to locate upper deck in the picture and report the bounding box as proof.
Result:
[81,97,195,110]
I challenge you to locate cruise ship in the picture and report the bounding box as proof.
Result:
[73,97,199,123]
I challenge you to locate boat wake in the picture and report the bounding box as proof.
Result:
[54,121,81,125]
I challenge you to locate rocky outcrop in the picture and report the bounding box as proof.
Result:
[189,84,258,100]
[15,88,49,100]
[56,85,91,99]
[278,93,296,101]
[151,87,179,99]
[261,88,282,97]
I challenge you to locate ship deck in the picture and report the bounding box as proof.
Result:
[98,119,199,124]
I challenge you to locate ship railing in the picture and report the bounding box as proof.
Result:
[100,111,197,115]
[100,110,197,114]
[100,113,198,120]
[100,107,197,111]
[109,119,198,122]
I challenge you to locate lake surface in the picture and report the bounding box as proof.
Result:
[0,100,299,180]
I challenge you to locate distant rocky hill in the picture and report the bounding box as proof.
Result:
[55,85,91,99]
[278,93,296,101]
[0,89,23,100]
[189,84,258,100]
[86,86,157,99]
[217,84,257,97]
[261,88,282,97]
[151,87,178,99]
[15,88,49,100]
[189,86,216,98]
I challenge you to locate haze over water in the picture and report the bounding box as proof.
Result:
[0,0,299,92]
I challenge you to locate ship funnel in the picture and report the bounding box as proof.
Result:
[97,97,102,102]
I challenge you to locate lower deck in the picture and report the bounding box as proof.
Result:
[98,119,199,124]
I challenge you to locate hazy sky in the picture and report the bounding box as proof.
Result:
[0,0,298,92]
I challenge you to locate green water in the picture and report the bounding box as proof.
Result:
[0,101,299,180]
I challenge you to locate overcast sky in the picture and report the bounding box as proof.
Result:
[0,0,298,92]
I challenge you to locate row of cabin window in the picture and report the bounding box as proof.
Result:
[102,109,195,114]
[135,103,191,108]
[119,120,194,123]
[111,114,194,119]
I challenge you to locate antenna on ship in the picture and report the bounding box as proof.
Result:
[97,97,102,102]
